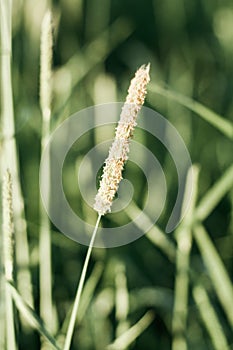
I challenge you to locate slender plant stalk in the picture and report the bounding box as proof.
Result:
[107,311,154,350]
[193,284,229,350]
[148,83,233,140]
[125,201,176,262]
[172,165,199,350]
[193,224,233,327]
[57,263,103,347]
[125,175,232,349]
[115,263,129,338]
[0,0,34,319]
[194,163,233,222]
[63,214,102,350]
[8,282,61,350]
[39,10,54,336]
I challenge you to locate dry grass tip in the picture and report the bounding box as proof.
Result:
[94,64,150,216]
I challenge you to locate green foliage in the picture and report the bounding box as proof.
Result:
[1,0,233,349]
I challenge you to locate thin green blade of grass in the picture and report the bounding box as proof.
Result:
[5,283,17,350]
[8,282,61,350]
[193,284,229,350]
[57,262,103,347]
[148,83,233,140]
[78,262,104,323]
[194,163,233,222]
[125,189,232,344]
[0,0,34,316]
[125,201,176,262]
[106,310,154,350]
[63,214,102,350]
[193,224,233,328]
[172,165,200,350]
[115,262,130,338]
[39,10,55,338]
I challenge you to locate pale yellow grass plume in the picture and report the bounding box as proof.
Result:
[2,169,14,282]
[94,64,150,216]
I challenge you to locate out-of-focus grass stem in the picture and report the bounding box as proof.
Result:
[39,10,54,338]
[193,283,229,350]
[0,0,34,322]
[63,214,102,350]
[193,224,233,327]
[172,165,199,350]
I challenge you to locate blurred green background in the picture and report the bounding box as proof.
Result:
[5,0,233,349]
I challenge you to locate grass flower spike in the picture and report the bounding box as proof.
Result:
[94,63,150,215]
[2,169,14,282]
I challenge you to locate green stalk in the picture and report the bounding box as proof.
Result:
[107,311,154,350]
[115,263,129,338]
[148,83,233,140]
[0,0,34,319]
[57,263,103,347]
[39,10,54,337]
[172,165,199,350]
[193,284,229,350]
[193,224,233,327]
[125,201,176,262]
[8,282,61,350]
[194,163,233,222]
[63,214,102,350]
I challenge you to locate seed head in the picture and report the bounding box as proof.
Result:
[94,64,150,215]
[2,169,14,281]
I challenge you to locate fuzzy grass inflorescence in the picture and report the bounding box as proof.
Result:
[2,169,14,282]
[94,63,150,216]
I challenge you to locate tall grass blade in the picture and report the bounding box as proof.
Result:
[39,10,54,337]
[195,163,233,222]
[0,0,34,318]
[115,263,130,338]
[57,262,103,346]
[63,214,102,350]
[106,311,154,350]
[193,224,233,327]
[125,201,176,262]
[8,282,61,350]
[148,83,233,140]
[193,284,229,350]
[172,165,199,350]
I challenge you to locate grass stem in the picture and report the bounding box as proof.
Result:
[148,83,233,140]
[63,214,102,350]
[172,165,199,350]
[39,10,54,337]
[0,0,34,320]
